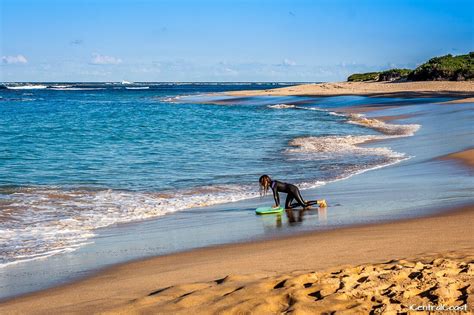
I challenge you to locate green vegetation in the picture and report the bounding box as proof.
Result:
[347,72,380,82]
[378,68,412,81]
[347,52,473,82]
[347,69,411,82]
[408,52,474,81]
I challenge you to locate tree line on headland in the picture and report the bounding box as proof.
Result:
[348,52,474,82]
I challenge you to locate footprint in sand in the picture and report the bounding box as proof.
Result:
[109,254,474,314]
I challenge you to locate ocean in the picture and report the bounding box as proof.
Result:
[0,82,449,267]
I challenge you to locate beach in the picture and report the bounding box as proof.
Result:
[227,81,474,99]
[1,81,473,314]
[1,206,473,314]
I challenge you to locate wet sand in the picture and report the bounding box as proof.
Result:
[370,113,417,122]
[227,81,474,100]
[1,204,473,314]
[442,97,474,104]
[441,149,474,168]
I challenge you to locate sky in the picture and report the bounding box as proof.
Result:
[1,0,473,82]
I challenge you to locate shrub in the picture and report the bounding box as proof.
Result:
[378,69,412,81]
[347,72,380,82]
[408,52,473,81]
[346,52,473,82]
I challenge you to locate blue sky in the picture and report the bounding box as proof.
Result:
[1,0,473,82]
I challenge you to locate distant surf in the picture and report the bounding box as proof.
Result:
[6,84,48,90]
[267,104,296,109]
[49,87,106,91]
[125,86,150,90]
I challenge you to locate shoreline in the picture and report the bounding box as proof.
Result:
[1,82,473,312]
[226,81,474,100]
[440,148,474,169]
[2,203,472,313]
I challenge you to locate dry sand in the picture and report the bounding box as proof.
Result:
[228,81,474,100]
[1,205,473,314]
[106,254,473,314]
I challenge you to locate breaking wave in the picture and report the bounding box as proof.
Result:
[125,86,150,90]
[6,85,48,90]
[48,87,106,91]
[347,114,420,136]
[0,185,260,267]
[267,104,296,109]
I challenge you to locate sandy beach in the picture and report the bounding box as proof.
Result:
[1,81,473,314]
[1,204,473,314]
[227,81,474,100]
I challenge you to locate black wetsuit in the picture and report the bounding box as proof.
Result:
[270,180,307,209]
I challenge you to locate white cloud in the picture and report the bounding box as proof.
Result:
[2,55,28,64]
[90,53,122,65]
[282,58,296,66]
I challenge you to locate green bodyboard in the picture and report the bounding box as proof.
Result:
[255,206,284,215]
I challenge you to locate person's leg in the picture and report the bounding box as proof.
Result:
[285,194,294,209]
[293,199,326,208]
[293,187,308,208]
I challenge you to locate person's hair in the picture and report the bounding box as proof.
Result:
[259,175,272,197]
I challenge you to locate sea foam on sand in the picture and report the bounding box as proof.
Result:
[287,110,420,166]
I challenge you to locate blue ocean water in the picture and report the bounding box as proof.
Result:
[0,82,433,266]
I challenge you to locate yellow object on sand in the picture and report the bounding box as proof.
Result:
[317,199,327,207]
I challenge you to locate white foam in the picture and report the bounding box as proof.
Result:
[125,87,150,90]
[267,104,296,109]
[285,133,413,195]
[287,110,419,160]
[265,103,420,140]
[0,185,260,267]
[288,135,404,157]
[283,106,423,190]
[50,85,71,89]
[288,106,421,137]
[48,87,106,91]
[160,95,198,103]
[328,111,347,117]
[347,114,420,136]
[7,85,47,90]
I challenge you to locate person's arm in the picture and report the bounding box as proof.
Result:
[272,186,280,208]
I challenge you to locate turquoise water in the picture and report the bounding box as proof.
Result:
[0,83,447,266]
